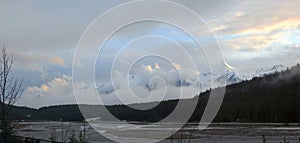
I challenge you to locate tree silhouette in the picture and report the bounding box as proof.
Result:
[0,47,23,142]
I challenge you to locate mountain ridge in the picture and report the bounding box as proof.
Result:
[7,63,300,123]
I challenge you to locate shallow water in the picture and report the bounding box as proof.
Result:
[17,122,300,143]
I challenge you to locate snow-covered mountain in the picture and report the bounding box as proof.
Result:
[197,63,244,89]
[95,63,287,95]
[254,65,286,77]
[215,70,243,85]
[238,65,287,80]
[198,64,287,90]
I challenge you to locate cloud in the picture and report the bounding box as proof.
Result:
[204,0,300,72]
[96,60,201,96]
[40,84,49,92]
[6,0,300,107]
[224,32,289,51]
[235,12,245,17]
[216,15,300,51]
[172,63,183,70]
[13,51,67,71]
[50,57,66,67]
[19,74,75,108]
[144,65,154,72]
[155,62,160,69]
[237,18,300,35]
[25,74,71,96]
[142,62,161,72]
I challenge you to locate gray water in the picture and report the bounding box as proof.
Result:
[17,122,300,143]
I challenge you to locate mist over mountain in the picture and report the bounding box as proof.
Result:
[6,63,300,123]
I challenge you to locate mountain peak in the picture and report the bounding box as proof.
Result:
[271,64,286,71]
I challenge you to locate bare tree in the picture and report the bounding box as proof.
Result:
[0,47,23,142]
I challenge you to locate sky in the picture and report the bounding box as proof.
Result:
[0,0,300,108]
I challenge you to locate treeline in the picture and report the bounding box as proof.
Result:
[8,105,83,121]
[212,63,300,122]
[8,64,300,123]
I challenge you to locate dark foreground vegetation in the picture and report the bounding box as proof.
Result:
[6,63,300,123]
